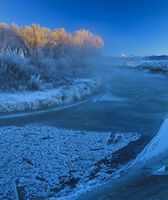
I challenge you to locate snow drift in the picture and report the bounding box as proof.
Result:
[134,118,168,167]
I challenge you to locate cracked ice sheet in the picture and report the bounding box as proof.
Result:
[0,124,140,199]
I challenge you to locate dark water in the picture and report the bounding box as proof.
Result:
[0,68,168,137]
[76,69,168,200]
[79,169,168,200]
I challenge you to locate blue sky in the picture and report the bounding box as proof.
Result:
[0,0,168,55]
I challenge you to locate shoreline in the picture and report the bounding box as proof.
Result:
[77,118,168,200]
[0,79,98,114]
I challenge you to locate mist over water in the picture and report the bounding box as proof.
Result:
[1,60,168,136]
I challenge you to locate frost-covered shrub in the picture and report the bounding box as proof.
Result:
[0,53,30,91]
[0,51,98,92]
[27,74,43,91]
[28,55,88,82]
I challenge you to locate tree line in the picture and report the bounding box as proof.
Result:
[0,23,103,58]
[0,23,104,91]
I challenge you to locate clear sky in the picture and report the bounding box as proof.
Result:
[0,0,168,55]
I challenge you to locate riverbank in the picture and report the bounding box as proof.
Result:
[0,79,98,113]
[78,118,168,200]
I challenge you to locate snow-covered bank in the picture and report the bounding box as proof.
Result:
[133,118,168,168]
[0,124,140,199]
[152,165,168,176]
[0,79,98,113]
[123,59,168,73]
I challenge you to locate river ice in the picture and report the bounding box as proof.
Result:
[0,124,140,199]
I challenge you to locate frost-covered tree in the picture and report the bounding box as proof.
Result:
[0,22,104,91]
[0,23,103,58]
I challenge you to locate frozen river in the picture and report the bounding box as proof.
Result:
[1,68,168,135]
[1,67,168,199]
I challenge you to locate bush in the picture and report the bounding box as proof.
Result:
[27,74,43,91]
[0,53,30,91]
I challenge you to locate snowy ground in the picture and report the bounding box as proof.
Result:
[0,124,140,200]
[0,79,98,113]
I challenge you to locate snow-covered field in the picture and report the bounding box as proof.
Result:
[0,79,98,113]
[0,124,140,199]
